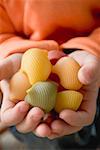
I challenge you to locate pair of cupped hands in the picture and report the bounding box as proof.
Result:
[0,40,100,139]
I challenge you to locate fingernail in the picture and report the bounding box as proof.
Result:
[59,113,64,119]
[33,131,46,138]
[47,136,55,140]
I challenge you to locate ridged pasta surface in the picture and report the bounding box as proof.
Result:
[55,90,83,113]
[21,48,52,84]
[25,81,57,113]
[52,57,82,90]
[10,71,31,102]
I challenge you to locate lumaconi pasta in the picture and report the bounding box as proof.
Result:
[25,81,57,113]
[10,71,31,102]
[21,48,52,84]
[52,57,82,90]
[9,49,83,112]
[55,90,83,113]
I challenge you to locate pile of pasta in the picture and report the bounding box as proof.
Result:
[10,48,83,113]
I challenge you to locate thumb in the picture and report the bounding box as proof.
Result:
[78,60,100,85]
[0,54,22,80]
[68,50,100,85]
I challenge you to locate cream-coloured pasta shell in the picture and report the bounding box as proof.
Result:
[52,57,82,90]
[25,81,57,113]
[55,90,83,113]
[21,48,52,84]
[10,71,31,103]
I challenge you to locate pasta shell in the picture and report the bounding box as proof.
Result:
[10,71,31,102]
[21,48,52,84]
[25,81,57,113]
[55,90,83,113]
[52,57,82,90]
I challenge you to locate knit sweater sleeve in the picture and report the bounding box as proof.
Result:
[0,1,58,59]
[60,27,100,58]
[0,1,32,59]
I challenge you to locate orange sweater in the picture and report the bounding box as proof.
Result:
[0,0,100,59]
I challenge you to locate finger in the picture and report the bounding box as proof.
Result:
[68,50,90,66]
[68,50,100,85]
[16,107,44,133]
[78,60,100,85]
[48,50,66,60]
[0,80,30,126]
[1,101,30,126]
[0,80,15,108]
[60,84,98,126]
[0,53,22,80]
[30,40,59,51]
[34,123,51,137]
[47,133,59,140]
[59,110,90,127]
[48,119,82,139]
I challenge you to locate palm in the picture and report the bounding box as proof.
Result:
[34,50,100,138]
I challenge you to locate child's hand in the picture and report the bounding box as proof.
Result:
[68,50,100,86]
[46,83,98,139]
[0,40,58,136]
[47,50,100,139]
[31,51,100,139]
[0,80,46,134]
[0,50,99,139]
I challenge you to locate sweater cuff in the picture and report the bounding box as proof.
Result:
[60,37,100,58]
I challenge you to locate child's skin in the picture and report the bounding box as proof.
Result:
[0,50,100,139]
[0,0,100,139]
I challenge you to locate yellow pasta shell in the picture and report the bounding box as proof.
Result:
[25,81,57,113]
[55,90,83,113]
[21,48,52,84]
[52,57,82,90]
[10,71,31,102]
